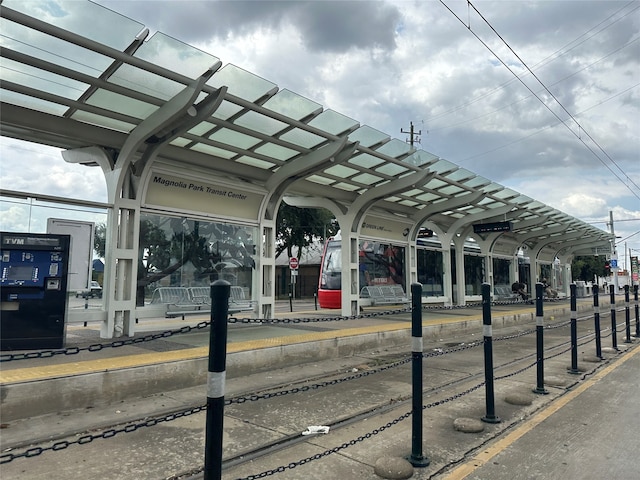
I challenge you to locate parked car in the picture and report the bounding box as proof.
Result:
[75,281,103,298]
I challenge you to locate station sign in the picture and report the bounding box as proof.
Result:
[473,221,512,234]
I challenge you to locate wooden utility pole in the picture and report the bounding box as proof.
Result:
[401,121,422,147]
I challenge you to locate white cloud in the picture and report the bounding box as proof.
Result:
[2,0,638,253]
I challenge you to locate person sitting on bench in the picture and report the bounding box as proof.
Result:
[511,281,529,301]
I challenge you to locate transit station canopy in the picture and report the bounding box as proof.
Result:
[0,0,612,255]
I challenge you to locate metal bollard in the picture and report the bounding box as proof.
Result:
[407,283,430,467]
[481,283,500,423]
[204,280,231,480]
[593,285,603,359]
[624,285,632,343]
[634,285,639,338]
[609,285,619,351]
[533,283,548,394]
[568,284,580,374]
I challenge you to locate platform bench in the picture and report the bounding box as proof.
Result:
[360,285,410,306]
[150,286,256,318]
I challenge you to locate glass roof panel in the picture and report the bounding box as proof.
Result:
[403,189,423,197]
[279,128,326,149]
[424,178,448,190]
[462,207,484,215]
[477,197,501,206]
[308,110,359,136]
[2,0,141,76]
[211,100,244,121]
[324,165,359,178]
[209,128,262,150]
[111,33,219,100]
[463,176,491,188]
[375,138,411,159]
[0,89,68,115]
[351,173,383,185]
[236,156,275,170]
[348,125,389,148]
[405,149,439,167]
[170,137,191,147]
[187,122,214,137]
[70,110,136,132]
[492,188,519,200]
[375,163,410,177]
[109,64,184,100]
[253,143,298,161]
[306,175,336,185]
[399,200,419,207]
[416,192,442,202]
[85,88,157,119]
[429,158,458,175]
[190,143,236,159]
[437,185,465,195]
[208,64,276,102]
[349,153,384,169]
[262,89,322,120]
[333,182,361,192]
[446,168,475,183]
[0,58,88,100]
[481,182,504,194]
[136,32,219,76]
[234,111,289,136]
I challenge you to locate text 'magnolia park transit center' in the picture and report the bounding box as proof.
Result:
[0,0,613,339]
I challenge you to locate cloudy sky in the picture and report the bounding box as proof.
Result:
[1,0,639,268]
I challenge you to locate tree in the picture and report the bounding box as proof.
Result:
[95,219,256,306]
[275,203,338,258]
[571,255,609,281]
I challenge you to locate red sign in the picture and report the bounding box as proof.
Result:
[289,257,299,270]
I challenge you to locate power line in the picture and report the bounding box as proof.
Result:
[439,0,640,201]
[426,1,640,124]
[465,0,640,196]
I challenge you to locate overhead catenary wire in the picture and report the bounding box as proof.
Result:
[439,0,640,201]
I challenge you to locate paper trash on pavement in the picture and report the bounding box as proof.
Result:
[302,425,330,435]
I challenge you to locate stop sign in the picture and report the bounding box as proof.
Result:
[289,257,299,270]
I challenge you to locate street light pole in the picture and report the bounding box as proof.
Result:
[609,211,619,294]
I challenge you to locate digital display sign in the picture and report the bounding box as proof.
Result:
[473,222,512,234]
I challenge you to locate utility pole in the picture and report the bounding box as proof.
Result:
[401,121,422,147]
[609,211,619,294]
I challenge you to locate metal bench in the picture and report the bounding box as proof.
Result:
[493,285,520,302]
[360,285,410,306]
[150,285,256,318]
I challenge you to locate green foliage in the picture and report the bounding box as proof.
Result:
[571,255,609,281]
[276,203,338,257]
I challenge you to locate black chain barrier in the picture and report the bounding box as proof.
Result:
[230,381,487,480]
[1,297,562,363]
[2,298,627,473]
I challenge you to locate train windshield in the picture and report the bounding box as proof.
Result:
[320,240,341,290]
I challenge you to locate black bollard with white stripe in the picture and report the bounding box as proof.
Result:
[624,285,632,343]
[634,285,639,338]
[533,283,548,395]
[568,284,580,374]
[407,282,430,467]
[609,284,619,351]
[592,284,603,359]
[481,282,500,423]
[204,280,231,480]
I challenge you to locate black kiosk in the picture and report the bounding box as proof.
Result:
[1,232,70,350]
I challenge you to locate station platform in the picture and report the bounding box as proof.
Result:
[1,296,637,480]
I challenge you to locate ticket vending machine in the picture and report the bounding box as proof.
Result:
[1,232,70,350]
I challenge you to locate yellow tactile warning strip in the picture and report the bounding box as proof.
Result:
[0,304,554,386]
[443,344,640,480]
[0,320,413,385]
